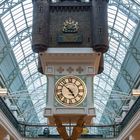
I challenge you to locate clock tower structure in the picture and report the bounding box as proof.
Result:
[32,0,109,139]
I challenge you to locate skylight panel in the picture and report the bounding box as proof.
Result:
[27,84,35,92]
[21,67,31,80]
[114,23,124,34]
[134,0,140,5]
[25,10,32,26]
[124,26,134,40]
[13,43,21,53]
[36,92,45,99]
[21,39,32,56]
[23,1,32,26]
[115,51,125,63]
[110,38,119,51]
[128,20,137,33]
[105,84,112,92]
[33,101,45,110]
[108,6,117,28]
[28,61,37,72]
[21,37,30,45]
[110,68,118,80]
[108,17,114,27]
[24,10,32,22]
[103,67,111,76]
[108,42,118,58]
[95,100,105,110]
[103,65,118,84]
[24,7,32,15]
[13,46,25,62]
[104,62,112,73]
[3,24,15,37]
[34,80,43,89]
[15,53,25,63]
[113,10,127,33]
[115,20,126,33]
[23,46,32,57]
[99,79,107,89]
[117,9,127,22]
[119,44,127,54]
[11,0,21,3]
[94,76,99,83]
[95,91,108,100]
[108,6,117,15]
[16,21,26,32]
[23,0,32,7]
[11,6,27,33]
[1,14,13,27]
[120,37,130,49]
[128,18,136,27]
[123,19,136,40]
[35,105,45,113]
[14,14,24,24]
[11,3,22,15]
[23,0,32,5]
[5,21,15,31]
[31,94,39,102]
[28,60,36,68]
[40,76,47,85]
[94,102,106,118]
[26,18,32,27]
[8,29,17,39]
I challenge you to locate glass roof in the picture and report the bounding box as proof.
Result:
[0,0,140,127]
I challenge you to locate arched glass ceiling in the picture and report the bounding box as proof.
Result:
[0,0,140,125]
[94,0,139,123]
[0,0,47,123]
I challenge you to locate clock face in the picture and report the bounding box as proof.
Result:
[55,76,87,107]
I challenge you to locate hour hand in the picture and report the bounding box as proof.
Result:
[69,93,75,97]
[67,89,75,97]
[71,92,75,97]
[67,87,73,94]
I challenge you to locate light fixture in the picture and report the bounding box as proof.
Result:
[0,88,7,97]
[132,89,140,96]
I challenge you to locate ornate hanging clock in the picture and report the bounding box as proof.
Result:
[55,75,87,107]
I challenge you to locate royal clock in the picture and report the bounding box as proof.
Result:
[55,75,87,107]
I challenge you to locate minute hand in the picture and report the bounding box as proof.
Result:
[63,85,75,97]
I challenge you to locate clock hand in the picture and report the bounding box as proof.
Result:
[63,85,75,97]
[67,89,75,97]
[68,93,75,97]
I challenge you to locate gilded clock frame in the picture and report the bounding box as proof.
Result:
[54,75,87,107]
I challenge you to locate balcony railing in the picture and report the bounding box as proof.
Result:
[0,97,20,131]
[119,96,140,132]
[1,97,140,138]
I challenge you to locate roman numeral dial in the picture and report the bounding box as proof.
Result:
[55,76,87,107]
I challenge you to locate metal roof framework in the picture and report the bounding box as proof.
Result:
[0,0,140,134]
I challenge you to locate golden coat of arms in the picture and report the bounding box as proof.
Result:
[62,18,79,33]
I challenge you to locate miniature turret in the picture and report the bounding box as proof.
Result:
[32,0,50,53]
[92,0,109,53]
